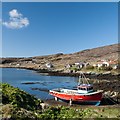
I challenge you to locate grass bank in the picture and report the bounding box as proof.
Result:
[1,83,120,119]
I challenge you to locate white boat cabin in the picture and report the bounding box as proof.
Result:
[77,84,93,93]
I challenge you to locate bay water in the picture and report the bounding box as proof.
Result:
[1,68,78,100]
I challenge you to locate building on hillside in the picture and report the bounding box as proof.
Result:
[45,63,53,68]
[95,61,110,68]
[83,62,90,68]
[74,62,90,69]
[74,62,84,69]
[65,64,73,69]
[109,60,118,69]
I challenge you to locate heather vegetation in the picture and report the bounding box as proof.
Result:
[1,83,120,119]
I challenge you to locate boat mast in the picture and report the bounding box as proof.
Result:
[78,72,90,85]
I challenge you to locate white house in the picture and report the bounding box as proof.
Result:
[84,62,90,68]
[97,61,110,68]
[66,64,72,69]
[112,65,118,69]
[74,62,84,69]
[16,63,20,66]
[109,60,118,69]
[45,63,53,68]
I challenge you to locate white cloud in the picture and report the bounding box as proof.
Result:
[3,9,29,29]
[9,9,22,18]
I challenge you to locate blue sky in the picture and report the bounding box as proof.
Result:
[2,2,118,57]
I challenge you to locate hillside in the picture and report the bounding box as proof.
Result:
[0,43,119,71]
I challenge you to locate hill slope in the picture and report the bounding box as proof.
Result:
[0,43,119,70]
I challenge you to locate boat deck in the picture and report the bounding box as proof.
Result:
[51,88,103,95]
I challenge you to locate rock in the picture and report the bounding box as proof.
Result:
[40,103,49,110]
[110,92,119,97]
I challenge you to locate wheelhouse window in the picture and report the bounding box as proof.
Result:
[87,87,93,91]
[78,87,86,90]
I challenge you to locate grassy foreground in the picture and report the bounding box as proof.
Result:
[1,83,120,119]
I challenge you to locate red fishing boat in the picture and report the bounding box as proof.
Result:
[49,73,103,106]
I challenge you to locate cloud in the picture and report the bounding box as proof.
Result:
[3,9,29,29]
[9,9,22,18]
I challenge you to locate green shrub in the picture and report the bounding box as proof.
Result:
[70,66,80,72]
[2,83,41,111]
[85,65,95,70]
[99,66,113,71]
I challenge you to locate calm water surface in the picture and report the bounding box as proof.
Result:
[1,68,78,100]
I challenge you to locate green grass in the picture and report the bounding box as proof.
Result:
[2,83,41,111]
[36,106,120,119]
[1,83,120,119]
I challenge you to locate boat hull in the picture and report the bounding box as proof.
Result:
[49,89,103,105]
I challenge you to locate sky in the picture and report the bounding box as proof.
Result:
[2,2,118,57]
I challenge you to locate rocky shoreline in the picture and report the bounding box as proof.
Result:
[25,69,120,81]
[1,66,120,80]
[37,70,120,80]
